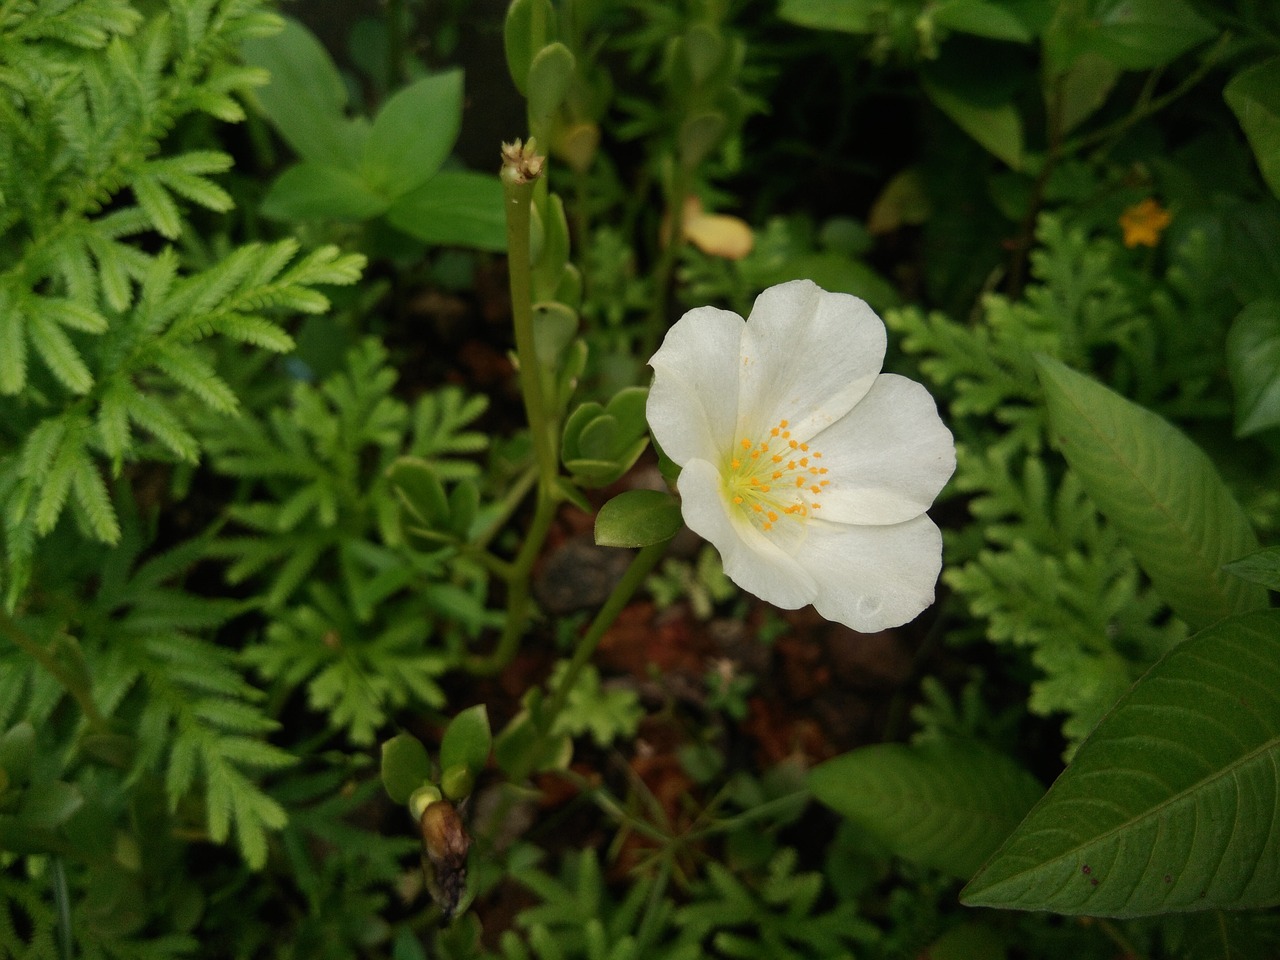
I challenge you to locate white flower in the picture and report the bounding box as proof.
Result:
[646,280,955,632]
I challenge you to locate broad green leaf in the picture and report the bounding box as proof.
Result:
[1036,355,1265,627]
[1224,547,1280,591]
[241,17,366,167]
[385,171,507,251]
[1225,57,1280,200]
[963,609,1280,917]
[261,163,389,222]
[1227,300,1280,436]
[809,740,1042,879]
[922,78,1023,169]
[363,70,463,199]
[777,0,883,33]
[439,705,491,783]
[381,733,432,805]
[595,489,682,549]
[1083,0,1215,71]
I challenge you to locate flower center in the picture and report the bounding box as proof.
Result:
[725,419,829,535]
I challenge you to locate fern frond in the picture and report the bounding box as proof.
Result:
[132,172,183,238]
[0,291,27,394]
[33,421,87,535]
[125,390,199,462]
[71,454,120,543]
[153,344,238,413]
[208,314,294,352]
[27,309,94,393]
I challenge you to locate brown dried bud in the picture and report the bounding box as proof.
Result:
[420,800,470,919]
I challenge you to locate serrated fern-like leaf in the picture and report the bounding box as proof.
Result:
[0,292,26,394]
[153,344,239,413]
[27,309,94,394]
[71,455,120,543]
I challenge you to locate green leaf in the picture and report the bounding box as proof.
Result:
[1082,0,1215,71]
[503,0,555,95]
[385,171,507,251]
[0,724,36,782]
[527,42,574,127]
[1227,300,1280,436]
[363,70,463,199]
[381,733,432,805]
[933,0,1045,43]
[810,740,1042,879]
[1036,354,1265,628]
[595,490,683,548]
[1225,57,1280,200]
[19,779,83,830]
[240,16,366,167]
[922,77,1023,169]
[1224,547,1280,591]
[777,0,883,33]
[962,609,1280,917]
[261,163,390,222]
[388,457,449,528]
[439,704,491,785]
[1055,51,1121,133]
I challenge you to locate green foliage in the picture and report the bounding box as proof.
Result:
[0,0,364,603]
[672,848,878,959]
[595,489,682,549]
[242,16,504,249]
[888,213,1230,749]
[1037,354,1265,627]
[810,740,1043,880]
[547,662,643,749]
[201,339,487,609]
[381,732,432,805]
[1225,55,1280,199]
[964,609,1280,917]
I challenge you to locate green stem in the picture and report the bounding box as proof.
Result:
[474,464,539,552]
[468,153,563,676]
[0,609,108,734]
[503,172,559,492]
[536,538,671,749]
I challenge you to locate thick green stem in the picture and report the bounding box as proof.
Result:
[468,147,562,676]
[503,165,559,492]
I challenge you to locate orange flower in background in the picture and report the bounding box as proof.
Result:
[1119,198,1172,248]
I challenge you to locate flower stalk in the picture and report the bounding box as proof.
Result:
[470,141,558,676]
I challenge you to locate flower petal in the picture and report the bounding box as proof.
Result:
[798,514,943,632]
[812,374,956,525]
[737,280,886,443]
[647,306,744,466]
[677,458,817,609]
